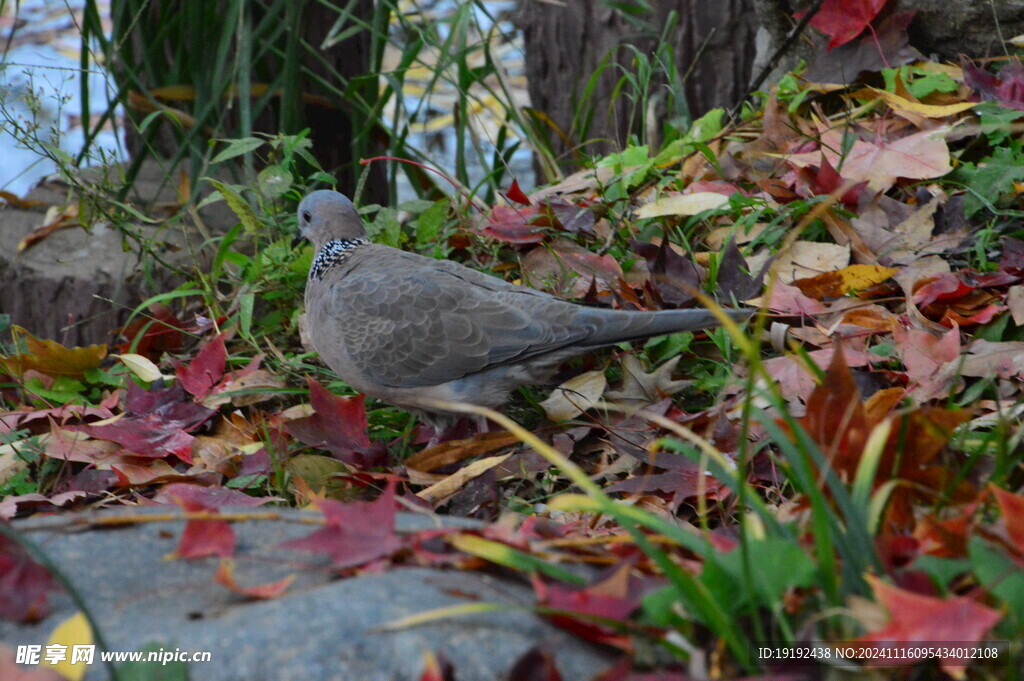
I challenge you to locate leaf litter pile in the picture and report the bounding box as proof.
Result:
[4,7,1024,680]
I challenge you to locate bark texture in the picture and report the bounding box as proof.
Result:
[518,0,758,174]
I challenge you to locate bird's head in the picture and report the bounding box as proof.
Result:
[294,190,366,250]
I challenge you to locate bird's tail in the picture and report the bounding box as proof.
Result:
[582,306,752,348]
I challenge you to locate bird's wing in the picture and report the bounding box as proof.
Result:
[318,249,593,389]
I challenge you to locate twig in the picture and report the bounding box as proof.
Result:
[730,0,827,120]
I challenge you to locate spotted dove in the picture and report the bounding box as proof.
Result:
[297,190,748,430]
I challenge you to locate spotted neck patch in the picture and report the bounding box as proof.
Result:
[309,237,370,280]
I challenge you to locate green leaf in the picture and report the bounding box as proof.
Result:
[597,145,652,189]
[906,70,958,99]
[969,536,1024,622]
[211,136,265,164]
[0,468,36,497]
[207,179,262,233]
[415,201,447,248]
[955,146,1024,217]
[701,538,817,612]
[975,102,1024,145]
[256,164,293,200]
[913,554,971,593]
[686,108,724,144]
[24,376,86,404]
[365,206,403,247]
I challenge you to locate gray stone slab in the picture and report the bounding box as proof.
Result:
[1,506,616,680]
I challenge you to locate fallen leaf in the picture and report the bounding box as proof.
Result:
[630,238,702,307]
[0,326,107,378]
[635,192,729,218]
[894,324,961,401]
[1005,285,1024,324]
[532,561,646,649]
[214,558,294,600]
[281,480,404,570]
[416,453,513,505]
[406,431,521,476]
[769,240,850,283]
[605,356,691,413]
[540,370,607,421]
[864,87,977,118]
[114,304,186,360]
[756,281,829,316]
[283,378,386,468]
[960,340,1024,379]
[480,204,547,243]
[174,334,228,400]
[799,0,888,50]
[44,612,92,681]
[856,575,1002,677]
[784,127,952,193]
[964,57,1024,111]
[794,264,898,298]
[113,353,170,383]
[0,534,60,622]
[17,203,79,252]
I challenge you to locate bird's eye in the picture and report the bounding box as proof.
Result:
[302,211,312,222]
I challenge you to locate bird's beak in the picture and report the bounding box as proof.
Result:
[291,234,306,249]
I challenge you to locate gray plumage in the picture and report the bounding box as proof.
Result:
[297,190,748,429]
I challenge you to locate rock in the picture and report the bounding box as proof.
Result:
[0,160,237,346]
[0,506,616,681]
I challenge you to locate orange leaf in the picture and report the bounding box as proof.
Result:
[214,558,294,600]
[991,485,1024,555]
[794,264,898,299]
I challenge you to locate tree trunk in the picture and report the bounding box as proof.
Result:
[117,0,385,202]
[517,0,758,176]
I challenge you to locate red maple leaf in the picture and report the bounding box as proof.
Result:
[505,178,531,205]
[174,334,228,400]
[115,304,186,360]
[284,378,386,468]
[856,576,1002,676]
[281,480,404,569]
[799,0,891,50]
[480,204,548,243]
[0,535,59,623]
[158,483,267,559]
[533,561,652,650]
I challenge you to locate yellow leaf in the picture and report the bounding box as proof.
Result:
[636,192,730,218]
[113,353,169,382]
[45,612,93,681]
[794,264,899,298]
[416,453,512,504]
[447,533,520,564]
[0,326,107,377]
[865,87,976,118]
[547,493,602,512]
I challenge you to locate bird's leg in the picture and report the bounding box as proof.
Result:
[471,413,492,434]
[416,413,490,448]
